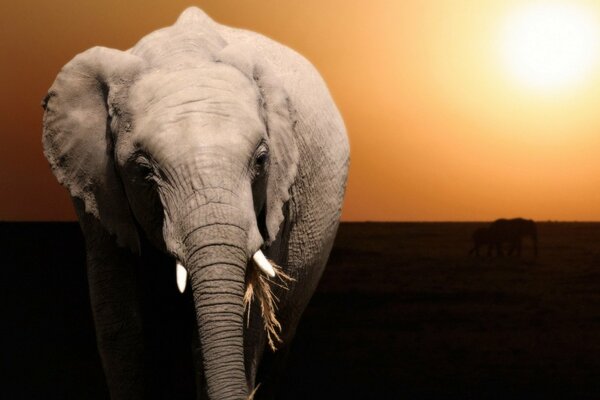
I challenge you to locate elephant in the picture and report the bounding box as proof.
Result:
[468,226,492,257]
[42,7,349,400]
[470,218,538,257]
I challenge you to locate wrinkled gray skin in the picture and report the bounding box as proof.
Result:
[42,8,349,400]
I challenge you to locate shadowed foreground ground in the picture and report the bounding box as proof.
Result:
[3,222,600,399]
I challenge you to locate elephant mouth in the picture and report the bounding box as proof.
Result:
[173,249,276,294]
[174,249,293,350]
[241,253,293,351]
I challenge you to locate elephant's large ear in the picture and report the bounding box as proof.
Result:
[217,46,299,244]
[42,47,145,253]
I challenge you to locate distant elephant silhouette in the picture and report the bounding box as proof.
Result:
[469,218,538,257]
[469,227,492,256]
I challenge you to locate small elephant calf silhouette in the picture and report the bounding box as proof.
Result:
[469,218,538,257]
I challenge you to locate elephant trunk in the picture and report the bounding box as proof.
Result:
[178,201,251,400]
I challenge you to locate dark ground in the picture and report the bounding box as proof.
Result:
[3,222,600,399]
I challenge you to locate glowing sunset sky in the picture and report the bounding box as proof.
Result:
[2,0,600,221]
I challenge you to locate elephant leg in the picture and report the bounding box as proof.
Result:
[139,248,196,400]
[76,204,145,399]
[496,242,504,257]
[254,342,292,400]
[253,294,306,400]
[258,258,328,398]
[508,241,516,256]
[86,251,145,399]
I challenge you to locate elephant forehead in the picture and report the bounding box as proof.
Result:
[128,65,263,132]
[121,65,265,162]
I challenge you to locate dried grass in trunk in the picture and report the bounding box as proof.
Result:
[247,383,261,400]
[244,259,293,351]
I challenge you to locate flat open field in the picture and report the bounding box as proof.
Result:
[3,222,600,399]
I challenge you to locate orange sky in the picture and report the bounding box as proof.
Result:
[3,0,600,221]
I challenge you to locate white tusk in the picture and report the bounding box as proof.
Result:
[176,261,188,293]
[252,250,276,278]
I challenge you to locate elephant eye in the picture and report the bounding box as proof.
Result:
[141,165,156,181]
[256,153,268,167]
[132,153,157,182]
[251,145,269,180]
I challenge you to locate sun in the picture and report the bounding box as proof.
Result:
[500,2,600,91]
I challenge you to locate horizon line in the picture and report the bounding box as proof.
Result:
[3,219,600,224]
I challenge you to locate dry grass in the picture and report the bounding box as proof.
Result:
[246,383,261,400]
[244,259,294,351]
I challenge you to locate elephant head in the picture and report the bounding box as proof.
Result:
[42,41,299,398]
